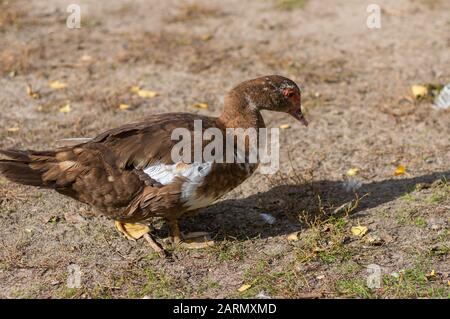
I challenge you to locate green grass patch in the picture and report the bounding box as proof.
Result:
[128,268,185,299]
[335,278,373,298]
[216,242,246,262]
[414,217,427,228]
[400,192,417,202]
[295,216,352,265]
[238,260,300,298]
[382,262,448,298]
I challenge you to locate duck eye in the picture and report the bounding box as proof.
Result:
[283,89,295,98]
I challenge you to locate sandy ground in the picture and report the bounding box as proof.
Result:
[0,0,449,298]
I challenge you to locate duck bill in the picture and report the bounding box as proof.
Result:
[290,109,308,126]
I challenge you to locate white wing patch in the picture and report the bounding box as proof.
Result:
[143,162,216,211]
[143,163,179,185]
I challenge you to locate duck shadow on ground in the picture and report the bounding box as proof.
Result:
[178,170,450,241]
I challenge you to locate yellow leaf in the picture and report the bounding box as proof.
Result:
[130,86,140,93]
[137,90,158,98]
[119,103,130,110]
[279,124,291,129]
[201,34,213,41]
[447,280,450,287]
[426,269,435,278]
[7,126,20,132]
[411,85,428,99]
[26,85,40,99]
[31,92,40,99]
[287,231,299,241]
[193,102,208,109]
[49,81,67,90]
[59,104,71,113]
[346,168,359,176]
[351,225,368,237]
[238,284,251,292]
[394,165,406,176]
[131,86,158,98]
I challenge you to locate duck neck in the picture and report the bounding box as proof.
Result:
[218,91,265,129]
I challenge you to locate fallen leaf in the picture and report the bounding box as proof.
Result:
[394,165,406,176]
[193,102,208,109]
[313,247,325,253]
[46,216,60,224]
[238,284,251,292]
[119,103,130,110]
[351,225,368,237]
[448,280,450,287]
[365,234,384,246]
[279,124,291,129]
[411,85,428,99]
[287,231,299,241]
[201,34,213,41]
[130,86,158,98]
[49,81,67,90]
[59,104,71,113]
[137,89,158,98]
[130,86,141,93]
[26,84,41,99]
[346,168,359,176]
[426,269,436,278]
[7,126,20,132]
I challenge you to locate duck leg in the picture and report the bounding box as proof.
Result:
[114,221,166,258]
[167,219,182,245]
[167,219,214,249]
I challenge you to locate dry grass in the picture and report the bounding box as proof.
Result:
[275,0,307,10]
[115,30,234,73]
[0,47,35,76]
[165,3,224,23]
[414,0,444,9]
[0,0,26,30]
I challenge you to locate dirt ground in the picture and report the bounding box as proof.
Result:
[0,0,449,298]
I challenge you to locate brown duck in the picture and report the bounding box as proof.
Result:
[0,75,308,257]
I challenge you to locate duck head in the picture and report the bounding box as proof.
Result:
[227,75,308,126]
